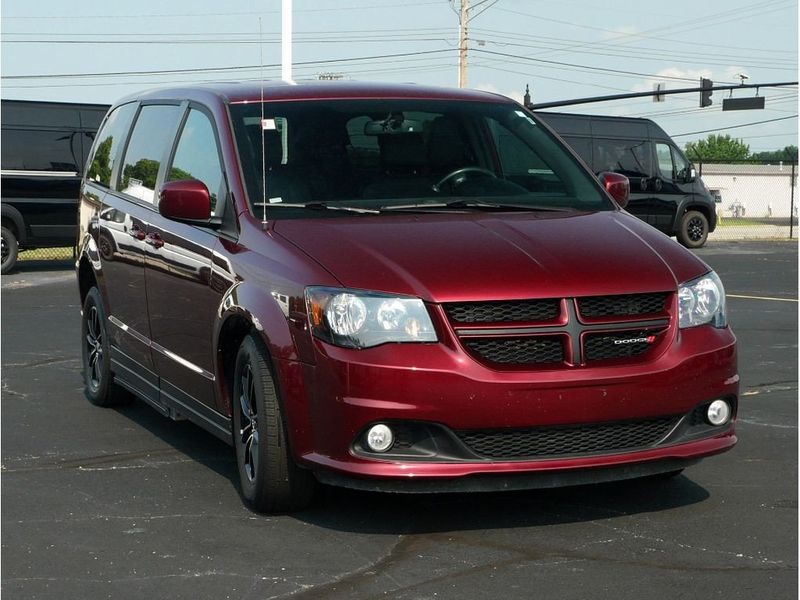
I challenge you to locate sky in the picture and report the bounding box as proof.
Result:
[1,0,797,153]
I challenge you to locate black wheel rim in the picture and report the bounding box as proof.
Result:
[1,234,8,265]
[85,305,104,391]
[238,364,259,482]
[687,217,705,242]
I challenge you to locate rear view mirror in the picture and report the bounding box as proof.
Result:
[683,167,697,183]
[364,113,423,136]
[598,171,630,208]
[159,179,212,222]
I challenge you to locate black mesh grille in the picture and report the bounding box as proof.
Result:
[689,404,709,427]
[457,416,677,459]
[578,293,668,318]
[445,299,560,323]
[584,330,658,361]
[464,336,564,365]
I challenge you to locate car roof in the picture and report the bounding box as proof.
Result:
[116,80,517,107]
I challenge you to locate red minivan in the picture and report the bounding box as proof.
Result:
[77,82,737,512]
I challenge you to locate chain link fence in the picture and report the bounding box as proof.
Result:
[17,245,75,262]
[698,159,798,241]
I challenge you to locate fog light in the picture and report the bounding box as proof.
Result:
[366,424,394,452]
[706,400,732,426]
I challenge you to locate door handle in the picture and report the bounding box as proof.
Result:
[145,232,164,249]
[129,226,146,241]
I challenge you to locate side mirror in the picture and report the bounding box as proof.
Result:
[683,166,697,184]
[598,171,630,208]
[159,179,211,222]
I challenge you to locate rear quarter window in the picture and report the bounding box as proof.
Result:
[86,102,137,187]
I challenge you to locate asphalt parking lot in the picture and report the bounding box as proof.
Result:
[2,240,797,600]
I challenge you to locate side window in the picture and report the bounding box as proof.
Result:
[168,109,225,214]
[0,128,80,172]
[655,143,674,180]
[592,138,651,178]
[119,104,182,203]
[671,146,690,181]
[86,103,137,187]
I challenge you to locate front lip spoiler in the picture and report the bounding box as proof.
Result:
[314,457,702,494]
[302,432,736,492]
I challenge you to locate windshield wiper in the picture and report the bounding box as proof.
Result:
[254,202,380,214]
[379,200,573,212]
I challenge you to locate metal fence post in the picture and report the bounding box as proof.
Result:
[791,162,796,240]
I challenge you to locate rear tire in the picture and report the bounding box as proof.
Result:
[81,287,131,407]
[677,210,709,248]
[232,332,315,513]
[1,226,18,274]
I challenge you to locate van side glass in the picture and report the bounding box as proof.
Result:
[655,143,674,180]
[671,146,693,183]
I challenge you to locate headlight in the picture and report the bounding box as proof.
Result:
[678,271,727,329]
[305,287,438,348]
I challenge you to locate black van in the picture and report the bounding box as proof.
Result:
[535,112,716,248]
[1,100,109,273]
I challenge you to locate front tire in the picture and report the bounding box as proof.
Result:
[1,226,19,274]
[232,333,315,512]
[81,287,130,407]
[677,210,709,248]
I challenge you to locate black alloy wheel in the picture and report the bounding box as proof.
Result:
[678,210,709,248]
[1,226,18,275]
[238,362,260,483]
[81,287,130,407]
[232,333,315,512]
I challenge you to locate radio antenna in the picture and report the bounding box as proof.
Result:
[259,16,268,228]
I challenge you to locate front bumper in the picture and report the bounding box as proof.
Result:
[276,322,737,488]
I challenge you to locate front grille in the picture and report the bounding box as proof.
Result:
[457,416,678,459]
[464,336,564,365]
[444,299,560,323]
[577,293,668,318]
[584,330,658,362]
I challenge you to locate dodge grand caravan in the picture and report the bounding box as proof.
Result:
[77,82,738,512]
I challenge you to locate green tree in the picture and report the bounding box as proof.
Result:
[750,145,798,162]
[87,136,113,185]
[684,134,750,161]
[121,158,160,191]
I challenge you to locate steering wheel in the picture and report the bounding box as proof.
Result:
[432,167,498,193]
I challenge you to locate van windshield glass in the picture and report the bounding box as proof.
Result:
[230,100,611,217]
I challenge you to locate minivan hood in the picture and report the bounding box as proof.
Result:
[275,211,710,302]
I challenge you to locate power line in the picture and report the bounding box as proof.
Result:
[672,115,798,137]
[488,2,796,56]
[472,49,713,83]
[467,32,797,71]
[1,1,444,19]
[0,49,456,80]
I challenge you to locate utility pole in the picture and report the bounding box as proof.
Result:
[458,0,469,88]
[282,0,293,83]
[451,0,498,88]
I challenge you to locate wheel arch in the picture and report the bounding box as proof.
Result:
[76,233,104,306]
[213,282,304,419]
[672,200,713,235]
[1,204,27,245]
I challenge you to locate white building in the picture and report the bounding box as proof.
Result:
[701,163,798,219]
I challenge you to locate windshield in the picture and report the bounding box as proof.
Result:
[229,99,611,217]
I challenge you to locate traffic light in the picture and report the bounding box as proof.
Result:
[700,78,713,107]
